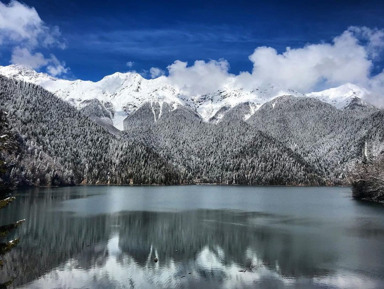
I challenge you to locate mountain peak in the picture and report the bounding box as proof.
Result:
[306,83,370,109]
[100,71,143,82]
[0,64,55,82]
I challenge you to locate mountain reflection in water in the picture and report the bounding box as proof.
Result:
[0,186,384,289]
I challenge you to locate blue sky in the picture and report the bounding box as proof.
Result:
[1,0,384,87]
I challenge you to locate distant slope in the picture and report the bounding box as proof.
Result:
[247,96,381,182]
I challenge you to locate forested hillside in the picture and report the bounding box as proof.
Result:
[246,96,382,183]
[0,76,180,187]
[1,75,383,187]
[123,104,323,185]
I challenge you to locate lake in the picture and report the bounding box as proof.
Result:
[1,186,384,289]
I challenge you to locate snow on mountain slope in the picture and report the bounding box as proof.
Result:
[0,65,184,129]
[0,65,375,130]
[191,89,267,121]
[306,83,370,109]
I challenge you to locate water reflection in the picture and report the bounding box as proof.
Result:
[0,187,383,289]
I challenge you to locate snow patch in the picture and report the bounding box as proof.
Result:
[243,103,260,121]
[112,111,127,131]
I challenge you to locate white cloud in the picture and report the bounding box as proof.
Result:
[149,67,165,78]
[0,0,42,46]
[2,7,384,105]
[244,30,372,92]
[0,0,68,76]
[0,0,64,48]
[46,55,68,76]
[10,47,68,76]
[163,27,384,107]
[348,26,384,59]
[10,47,48,69]
[167,59,234,95]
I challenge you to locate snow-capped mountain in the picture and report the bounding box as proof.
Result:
[0,65,184,129]
[307,83,370,109]
[2,73,383,187]
[0,65,374,130]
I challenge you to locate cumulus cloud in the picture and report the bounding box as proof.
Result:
[163,27,384,106]
[0,0,68,76]
[126,61,134,68]
[10,47,68,76]
[167,59,234,95]
[245,29,372,91]
[0,0,65,48]
[348,26,384,59]
[0,0,43,46]
[149,67,165,78]
[242,26,384,104]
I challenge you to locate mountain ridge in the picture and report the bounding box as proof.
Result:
[0,65,377,130]
[1,74,383,187]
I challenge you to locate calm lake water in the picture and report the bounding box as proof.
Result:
[1,186,384,289]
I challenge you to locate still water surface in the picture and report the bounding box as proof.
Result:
[1,186,384,289]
